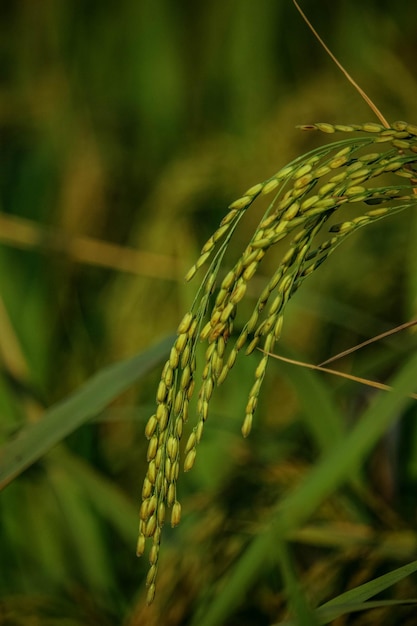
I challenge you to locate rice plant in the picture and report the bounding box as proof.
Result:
[138,119,417,604]
[135,2,417,614]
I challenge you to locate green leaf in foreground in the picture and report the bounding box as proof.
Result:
[322,558,417,609]
[0,336,173,490]
[276,559,417,625]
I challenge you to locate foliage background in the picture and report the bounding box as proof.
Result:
[1,1,417,624]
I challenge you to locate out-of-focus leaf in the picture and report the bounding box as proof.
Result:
[275,538,320,626]
[55,448,138,545]
[0,336,173,490]
[271,344,346,453]
[47,463,114,592]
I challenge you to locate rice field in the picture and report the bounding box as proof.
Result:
[1,2,417,624]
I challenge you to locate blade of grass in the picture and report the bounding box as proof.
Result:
[0,212,179,279]
[289,524,417,560]
[276,599,417,626]
[22,479,69,587]
[321,559,417,609]
[48,463,114,592]
[52,447,138,545]
[276,538,320,626]
[194,351,417,626]
[0,336,173,490]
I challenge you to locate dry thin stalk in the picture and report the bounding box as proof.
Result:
[319,319,417,366]
[292,0,417,197]
[261,350,417,401]
[291,0,389,128]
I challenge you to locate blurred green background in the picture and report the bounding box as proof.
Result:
[1,1,417,624]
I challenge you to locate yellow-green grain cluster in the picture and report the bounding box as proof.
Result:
[138,121,417,602]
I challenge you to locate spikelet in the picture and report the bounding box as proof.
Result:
[139,122,417,601]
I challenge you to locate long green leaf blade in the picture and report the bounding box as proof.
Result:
[0,336,173,490]
[320,559,417,609]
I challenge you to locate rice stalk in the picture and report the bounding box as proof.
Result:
[138,121,417,602]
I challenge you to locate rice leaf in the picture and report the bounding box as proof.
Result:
[0,336,173,490]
